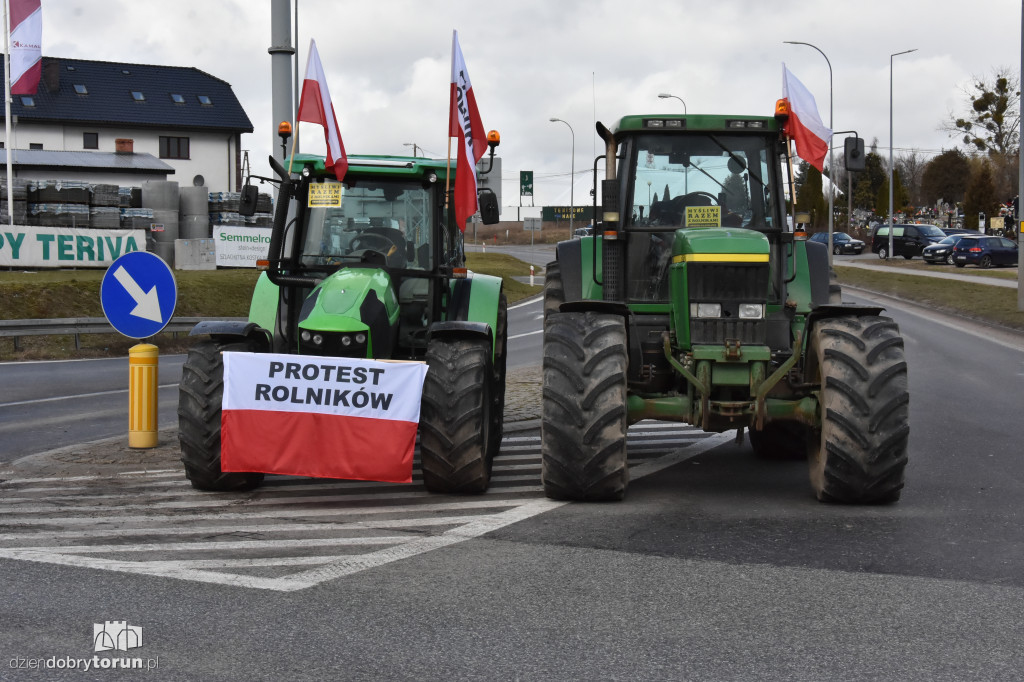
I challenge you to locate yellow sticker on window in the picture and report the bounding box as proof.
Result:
[685,206,721,227]
[308,183,342,207]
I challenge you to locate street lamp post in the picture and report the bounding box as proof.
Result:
[550,118,575,236]
[657,93,687,114]
[403,143,420,157]
[888,48,917,260]
[784,41,834,265]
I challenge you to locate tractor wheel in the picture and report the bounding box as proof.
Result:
[178,339,265,492]
[749,421,809,460]
[420,336,494,494]
[541,311,628,501]
[807,316,909,503]
[488,293,508,459]
[543,260,564,325]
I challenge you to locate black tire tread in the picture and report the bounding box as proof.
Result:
[178,339,265,492]
[808,316,909,503]
[543,260,565,325]
[420,337,493,494]
[541,312,628,501]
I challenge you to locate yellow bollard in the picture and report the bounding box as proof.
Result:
[129,343,159,448]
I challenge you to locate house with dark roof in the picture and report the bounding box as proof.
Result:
[1,56,253,193]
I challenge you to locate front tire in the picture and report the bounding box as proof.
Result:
[946,253,954,265]
[178,339,265,491]
[543,260,564,325]
[541,312,628,501]
[419,336,494,494]
[877,246,888,260]
[488,294,508,459]
[806,316,909,503]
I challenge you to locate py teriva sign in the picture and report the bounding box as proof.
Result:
[100,251,177,338]
[0,226,145,268]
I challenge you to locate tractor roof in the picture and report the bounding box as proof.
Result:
[291,153,453,181]
[609,114,779,138]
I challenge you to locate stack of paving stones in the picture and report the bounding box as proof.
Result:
[248,192,274,227]
[208,191,244,226]
[0,177,29,224]
[88,183,121,229]
[27,180,91,227]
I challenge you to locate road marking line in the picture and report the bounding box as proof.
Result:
[0,383,179,408]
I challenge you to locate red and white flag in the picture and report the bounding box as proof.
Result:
[221,353,428,483]
[782,64,832,172]
[9,0,42,95]
[297,39,348,182]
[448,30,487,231]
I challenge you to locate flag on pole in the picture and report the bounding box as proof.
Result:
[781,64,832,172]
[9,0,42,95]
[297,39,347,182]
[448,30,487,231]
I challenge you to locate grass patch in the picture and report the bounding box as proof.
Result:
[848,257,1018,280]
[0,258,540,361]
[835,265,1024,332]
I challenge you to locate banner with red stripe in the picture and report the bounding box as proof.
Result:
[221,352,428,483]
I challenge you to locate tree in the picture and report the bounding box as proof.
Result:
[662,184,672,202]
[894,152,926,206]
[853,151,886,212]
[946,68,1020,157]
[963,161,1000,231]
[722,173,749,214]
[795,163,827,229]
[921,149,970,205]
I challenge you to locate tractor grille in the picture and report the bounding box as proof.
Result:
[687,263,769,346]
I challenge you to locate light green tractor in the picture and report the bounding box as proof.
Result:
[542,111,909,503]
[179,150,507,494]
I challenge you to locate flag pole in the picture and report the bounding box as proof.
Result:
[444,137,452,211]
[3,0,15,228]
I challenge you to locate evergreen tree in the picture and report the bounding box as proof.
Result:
[964,162,1000,231]
[795,164,827,229]
[921,149,970,205]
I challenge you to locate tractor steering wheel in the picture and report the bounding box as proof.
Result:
[348,233,404,266]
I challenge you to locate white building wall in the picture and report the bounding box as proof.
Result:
[7,122,240,194]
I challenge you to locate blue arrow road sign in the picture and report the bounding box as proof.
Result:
[100,251,177,339]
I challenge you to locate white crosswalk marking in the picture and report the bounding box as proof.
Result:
[0,423,732,591]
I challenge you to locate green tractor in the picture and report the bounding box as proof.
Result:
[178,149,507,494]
[541,112,909,503]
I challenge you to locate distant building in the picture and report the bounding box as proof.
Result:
[0,56,253,193]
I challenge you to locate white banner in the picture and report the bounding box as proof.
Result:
[0,226,145,268]
[213,226,272,267]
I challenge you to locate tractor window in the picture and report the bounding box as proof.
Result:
[300,179,434,271]
[627,133,777,232]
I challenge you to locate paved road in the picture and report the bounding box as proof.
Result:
[1,286,1022,679]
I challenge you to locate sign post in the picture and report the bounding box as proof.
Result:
[101,251,178,448]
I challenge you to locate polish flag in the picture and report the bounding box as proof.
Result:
[221,353,428,483]
[448,30,487,231]
[782,64,832,172]
[9,0,42,95]
[297,39,348,182]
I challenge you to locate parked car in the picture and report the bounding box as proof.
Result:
[572,226,594,238]
[940,227,975,237]
[952,235,1019,268]
[922,234,969,265]
[808,231,865,255]
[871,223,947,259]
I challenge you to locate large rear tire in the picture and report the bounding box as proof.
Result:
[807,316,909,503]
[541,311,628,501]
[420,336,494,494]
[543,260,564,325]
[178,339,265,492]
[749,421,809,460]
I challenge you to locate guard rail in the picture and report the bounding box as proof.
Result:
[0,317,248,351]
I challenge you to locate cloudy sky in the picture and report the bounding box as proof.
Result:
[39,0,1022,213]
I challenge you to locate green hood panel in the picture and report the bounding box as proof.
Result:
[672,228,770,259]
[300,268,399,332]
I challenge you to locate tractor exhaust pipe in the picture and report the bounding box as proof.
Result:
[596,122,623,302]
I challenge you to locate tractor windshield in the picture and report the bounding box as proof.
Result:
[626,133,779,231]
[300,178,435,271]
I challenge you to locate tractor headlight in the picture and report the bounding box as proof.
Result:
[312,334,324,346]
[738,303,765,320]
[691,303,722,318]
[341,335,352,346]
[300,330,311,342]
[355,333,367,344]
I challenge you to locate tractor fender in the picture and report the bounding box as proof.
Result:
[427,320,493,345]
[801,304,886,358]
[447,273,502,332]
[189,320,272,350]
[555,238,584,303]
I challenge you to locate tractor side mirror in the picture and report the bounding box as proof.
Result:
[844,137,866,172]
[239,184,259,217]
[478,188,500,225]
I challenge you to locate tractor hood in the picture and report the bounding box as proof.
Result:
[671,227,770,263]
[298,268,399,332]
